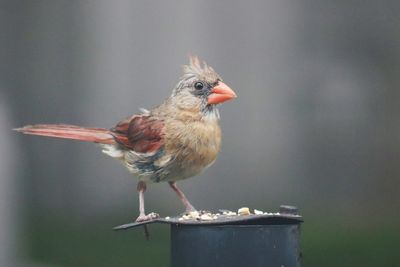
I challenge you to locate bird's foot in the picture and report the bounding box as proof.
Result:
[178,208,197,217]
[185,205,197,214]
[135,212,160,222]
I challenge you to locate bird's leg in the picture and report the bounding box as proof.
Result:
[168,181,196,213]
[135,181,159,222]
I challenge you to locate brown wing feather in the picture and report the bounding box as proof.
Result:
[111,115,165,153]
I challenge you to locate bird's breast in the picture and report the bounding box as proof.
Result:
[164,119,221,180]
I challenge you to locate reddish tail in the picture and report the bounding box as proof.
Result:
[14,124,115,144]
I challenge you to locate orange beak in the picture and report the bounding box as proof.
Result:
[207,81,237,104]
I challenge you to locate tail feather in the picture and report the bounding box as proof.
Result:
[14,124,115,144]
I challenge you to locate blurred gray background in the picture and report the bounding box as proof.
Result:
[1,1,400,266]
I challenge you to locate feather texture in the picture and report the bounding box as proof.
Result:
[111,115,165,154]
[14,124,114,144]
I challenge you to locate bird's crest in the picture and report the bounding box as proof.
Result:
[182,56,220,83]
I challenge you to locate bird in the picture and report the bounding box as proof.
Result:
[15,56,237,222]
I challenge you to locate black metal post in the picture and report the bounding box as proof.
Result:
[170,212,301,267]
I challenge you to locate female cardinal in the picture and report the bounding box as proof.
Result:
[15,56,237,222]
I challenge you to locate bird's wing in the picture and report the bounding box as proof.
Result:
[110,115,165,154]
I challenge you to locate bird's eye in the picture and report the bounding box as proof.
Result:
[194,81,204,90]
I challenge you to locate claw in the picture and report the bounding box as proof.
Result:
[135,212,160,222]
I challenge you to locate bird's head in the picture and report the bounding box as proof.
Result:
[170,56,236,119]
